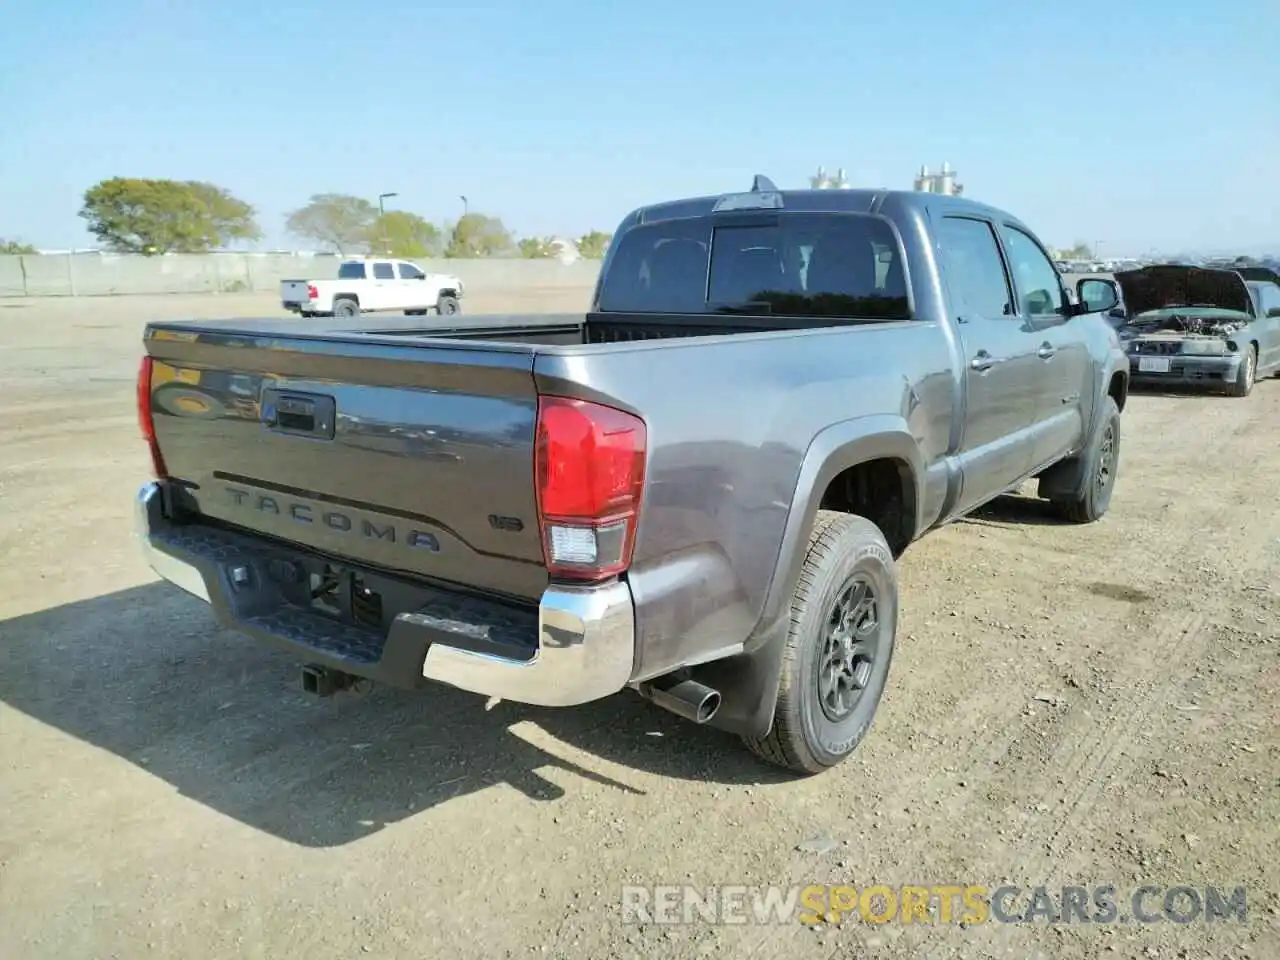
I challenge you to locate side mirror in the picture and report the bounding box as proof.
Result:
[1074,277,1119,315]
[1268,307,1280,318]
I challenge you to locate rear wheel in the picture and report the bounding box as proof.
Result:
[436,294,461,316]
[742,512,898,775]
[1226,345,1256,397]
[333,298,359,318]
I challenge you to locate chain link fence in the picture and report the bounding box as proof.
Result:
[0,253,604,298]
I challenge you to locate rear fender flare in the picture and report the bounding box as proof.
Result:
[697,415,924,738]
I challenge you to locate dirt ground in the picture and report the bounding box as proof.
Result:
[1,292,1277,959]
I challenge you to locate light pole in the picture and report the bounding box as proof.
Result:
[460,195,469,217]
[377,192,397,254]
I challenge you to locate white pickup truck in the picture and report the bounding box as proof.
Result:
[280,259,464,318]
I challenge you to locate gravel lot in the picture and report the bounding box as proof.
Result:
[2,293,1277,959]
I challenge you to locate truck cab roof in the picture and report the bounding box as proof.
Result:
[624,186,1016,230]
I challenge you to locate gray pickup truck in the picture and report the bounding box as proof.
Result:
[134,179,1129,775]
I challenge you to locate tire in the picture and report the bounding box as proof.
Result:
[333,298,359,318]
[1226,344,1256,397]
[436,294,461,316]
[742,511,898,775]
[1051,395,1120,523]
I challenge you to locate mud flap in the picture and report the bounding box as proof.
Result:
[1037,393,1112,502]
[1036,454,1086,502]
[690,621,789,738]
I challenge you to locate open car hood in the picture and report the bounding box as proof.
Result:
[1113,265,1253,317]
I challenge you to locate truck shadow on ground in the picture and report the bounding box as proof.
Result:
[0,584,793,848]
[961,493,1070,528]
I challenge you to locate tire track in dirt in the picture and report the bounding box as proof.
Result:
[1014,397,1273,847]
[1012,457,1265,806]
[723,388,1279,959]
[905,389,1280,957]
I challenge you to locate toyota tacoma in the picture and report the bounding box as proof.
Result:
[134,178,1129,774]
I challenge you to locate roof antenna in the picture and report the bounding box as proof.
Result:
[751,174,778,193]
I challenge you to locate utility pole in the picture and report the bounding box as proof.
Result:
[377,192,397,255]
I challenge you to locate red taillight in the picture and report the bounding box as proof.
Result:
[136,355,168,478]
[535,396,646,581]
[306,283,319,300]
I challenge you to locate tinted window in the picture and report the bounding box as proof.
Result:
[596,213,909,319]
[398,262,425,280]
[372,261,395,280]
[936,217,1012,318]
[337,261,366,280]
[1259,283,1280,315]
[1001,226,1065,317]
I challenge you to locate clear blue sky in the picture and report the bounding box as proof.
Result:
[2,0,1276,255]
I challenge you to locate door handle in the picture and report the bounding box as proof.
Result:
[1037,343,1057,359]
[970,352,1003,372]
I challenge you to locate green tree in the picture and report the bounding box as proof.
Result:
[0,239,38,254]
[285,193,378,254]
[576,230,611,259]
[367,211,442,258]
[444,213,514,258]
[1061,242,1094,259]
[518,236,557,258]
[79,178,260,254]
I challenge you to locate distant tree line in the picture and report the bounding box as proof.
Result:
[1053,242,1097,260]
[1,180,1161,264]
[45,178,611,259]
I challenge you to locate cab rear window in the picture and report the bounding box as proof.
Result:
[597,213,909,319]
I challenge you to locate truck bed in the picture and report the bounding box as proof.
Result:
[141,308,917,612]
[150,310,873,347]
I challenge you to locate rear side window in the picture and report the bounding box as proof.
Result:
[597,213,909,319]
[337,262,366,280]
[372,262,395,280]
[936,217,1013,319]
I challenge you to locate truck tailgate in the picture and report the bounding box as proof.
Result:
[144,327,549,601]
[280,280,311,303]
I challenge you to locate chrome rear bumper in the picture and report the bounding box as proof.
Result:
[135,481,636,706]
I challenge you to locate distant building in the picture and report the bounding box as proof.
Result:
[913,162,963,196]
[809,166,852,189]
